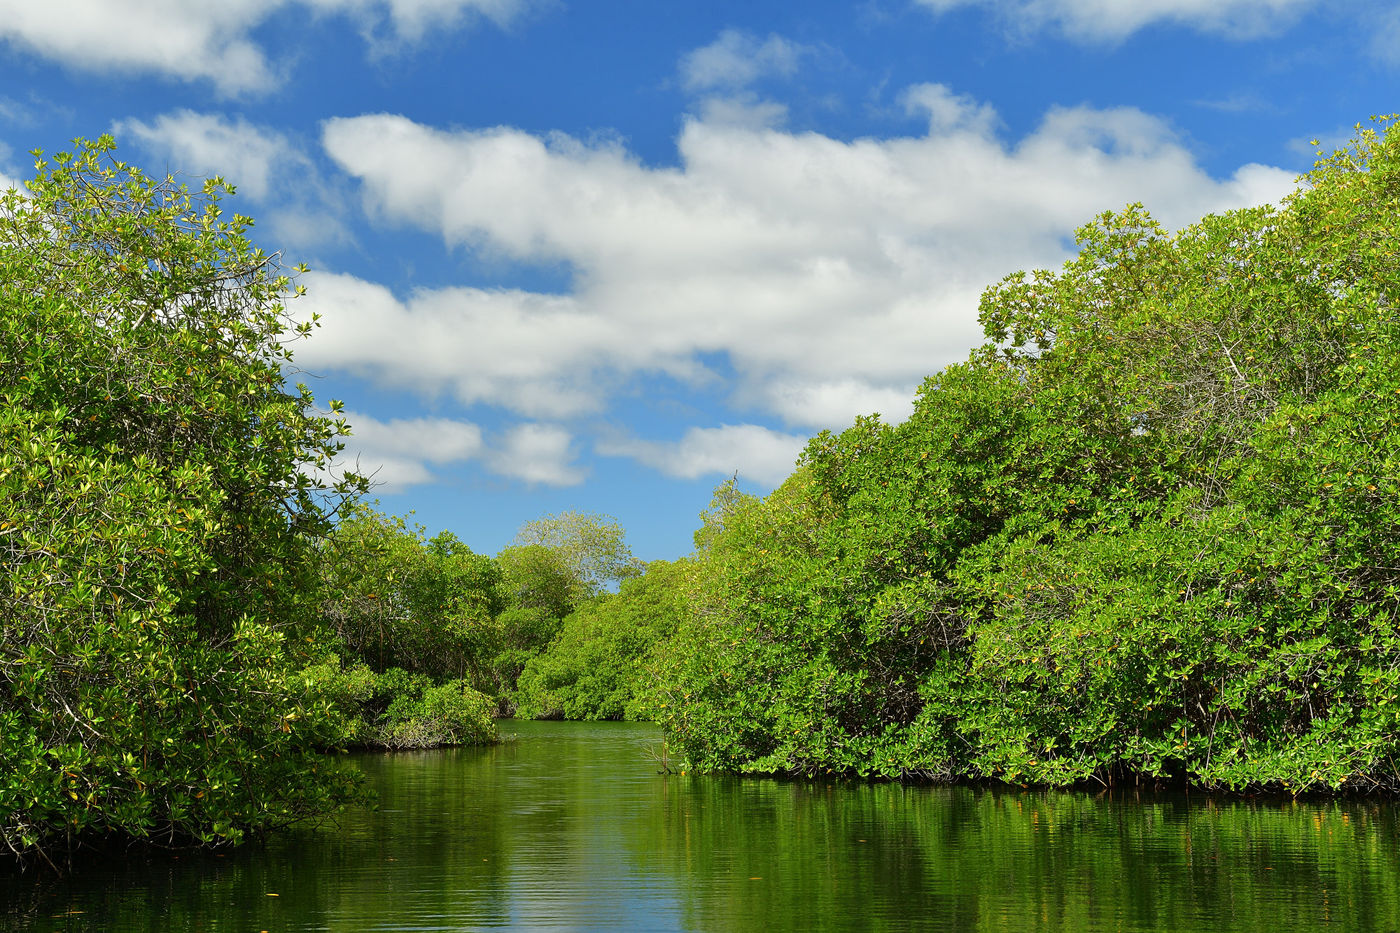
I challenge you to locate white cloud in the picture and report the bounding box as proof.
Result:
[0,135,21,194]
[307,0,529,41]
[0,1,281,96]
[0,0,534,95]
[0,145,14,192]
[116,110,286,199]
[315,88,1294,441]
[902,83,1000,135]
[297,272,635,417]
[598,425,808,487]
[695,95,791,131]
[114,110,350,248]
[915,0,1320,41]
[486,424,585,486]
[761,378,916,427]
[335,411,484,490]
[680,30,809,92]
[350,412,485,463]
[331,411,582,489]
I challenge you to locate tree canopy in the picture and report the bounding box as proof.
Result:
[506,510,645,603]
[646,117,1400,793]
[1,138,368,862]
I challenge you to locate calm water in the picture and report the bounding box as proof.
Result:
[4,720,1400,931]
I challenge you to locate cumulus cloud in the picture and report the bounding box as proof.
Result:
[914,0,1320,41]
[0,0,535,95]
[116,110,287,200]
[486,424,585,486]
[902,83,1000,135]
[761,378,916,427]
[694,95,791,131]
[334,411,484,490]
[332,412,582,489]
[313,87,1294,442]
[0,0,278,96]
[598,425,809,487]
[680,30,809,92]
[296,273,633,417]
[114,110,350,247]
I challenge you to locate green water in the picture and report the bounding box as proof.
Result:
[4,720,1399,931]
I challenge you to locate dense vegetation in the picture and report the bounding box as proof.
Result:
[515,558,690,721]
[0,140,370,862]
[306,505,643,742]
[639,118,1400,793]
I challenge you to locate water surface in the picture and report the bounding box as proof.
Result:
[4,720,1398,931]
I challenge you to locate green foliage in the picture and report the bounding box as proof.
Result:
[650,467,962,780]
[650,117,1400,793]
[506,510,645,604]
[0,139,368,861]
[302,659,496,749]
[318,507,651,716]
[319,505,502,688]
[495,546,577,622]
[489,511,645,708]
[489,605,566,703]
[515,560,693,720]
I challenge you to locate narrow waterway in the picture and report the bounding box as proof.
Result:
[5,720,1399,931]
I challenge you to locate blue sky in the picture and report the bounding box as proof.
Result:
[0,0,1394,561]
